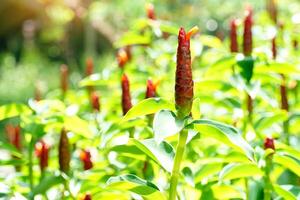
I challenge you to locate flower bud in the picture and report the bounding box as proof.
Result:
[145,79,156,99]
[35,140,49,172]
[121,74,132,115]
[117,48,129,68]
[146,3,155,20]
[272,36,277,59]
[175,27,197,117]
[264,137,275,150]
[83,193,92,200]
[59,128,70,173]
[60,64,68,93]
[80,150,93,170]
[243,7,253,56]
[90,92,100,112]
[230,19,238,53]
[5,125,22,151]
[86,57,94,76]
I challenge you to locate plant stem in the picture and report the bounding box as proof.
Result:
[169,129,188,200]
[264,157,273,200]
[28,136,34,191]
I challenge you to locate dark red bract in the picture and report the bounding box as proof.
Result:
[146,3,155,20]
[83,194,92,200]
[80,150,93,170]
[86,57,94,76]
[90,92,100,112]
[117,48,129,68]
[145,79,156,99]
[6,125,22,151]
[230,19,238,53]
[175,27,194,117]
[272,36,277,59]
[264,137,275,150]
[35,140,49,172]
[121,74,132,115]
[243,7,253,56]
[59,128,70,173]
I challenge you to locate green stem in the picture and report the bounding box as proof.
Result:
[264,157,273,200]
[169,129,188,200]
[28,136,34,191]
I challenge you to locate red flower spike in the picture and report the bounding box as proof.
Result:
[117,48,129,68]
[266,0,277,23]
[86,57,94,76]
[272,36,277,59]
[146,3,155,20]
[83,193,92,200]
[6,125,22,151]
[124,45,132,61]
[243,6,253,56]
[35,140,49,172]
[80,150,93,170]
[280,75,289,111]
[264,137,275,150]
[90,92,100,112]
[145,79,156,99]
[230,19,239,53]
[175,27,198,117]
[59,128,70,173]
[60,64,68,93]
[121,74,132,115]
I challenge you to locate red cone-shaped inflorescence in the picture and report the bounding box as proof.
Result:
[83,193,92,200]
[90,92,100,112]
[230,19,239,53]
[146,3,155,20]
[280,75,289,111]
[121,74,132,115]
[5,125,22,151]
[59,128,70,173]
[175,27,197,117]
[80,150,93,170]
[266,0,277,23]
[35,140,49,172]
[60,64,68,93]
[264,137,275,150]
[86,57,94,76]
[272,36,277,59]
[117,48,129,68]
[243,7,253,56]
[145,79,156,99]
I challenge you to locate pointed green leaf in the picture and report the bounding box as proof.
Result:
[122,98,175,122]
[0,103,32,121]
[219,163,263,181]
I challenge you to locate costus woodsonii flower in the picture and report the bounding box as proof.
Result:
[145,79,156,99]
[83,193,92,200]
[117,48,129,68]
[59,128,70,173]
[266,0,277,23]
[60,64,69,93]
[230,19,238,53]
[35,140,49,172]
[243,7,253,56]
[146,3,155,20]
[121,74,132,115]
[80,150,93,170]
[175,26,198,117]
[86,57,94,76]
[90,92,100,112]
[6,125,21,151]
[264,137,275,150]
[272,36,277,59]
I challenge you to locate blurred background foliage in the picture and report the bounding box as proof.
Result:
[1,0,300,103]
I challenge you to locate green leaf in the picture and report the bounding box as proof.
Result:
[153,110,184,143]
[255,62,300,76]
[188,119,254,161]
[122,98,175,122]
[199,35,223,49]
[273,184,298,200]
[79,74,108,87]
[129,138,174,172]
[254,111,288,132]
[0,103,32,121]
[237,56,254,83]
[182,167,194,186]
[30,175,64,196]
[219,163,263,181]
[211,185,246,199]
[195,163,223,183]
[0,141,22,157]
[114,32,151,48]
[107,174,166,200]
[64,116,93,138]
[192,98,201,119]
[273,154,300,176]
